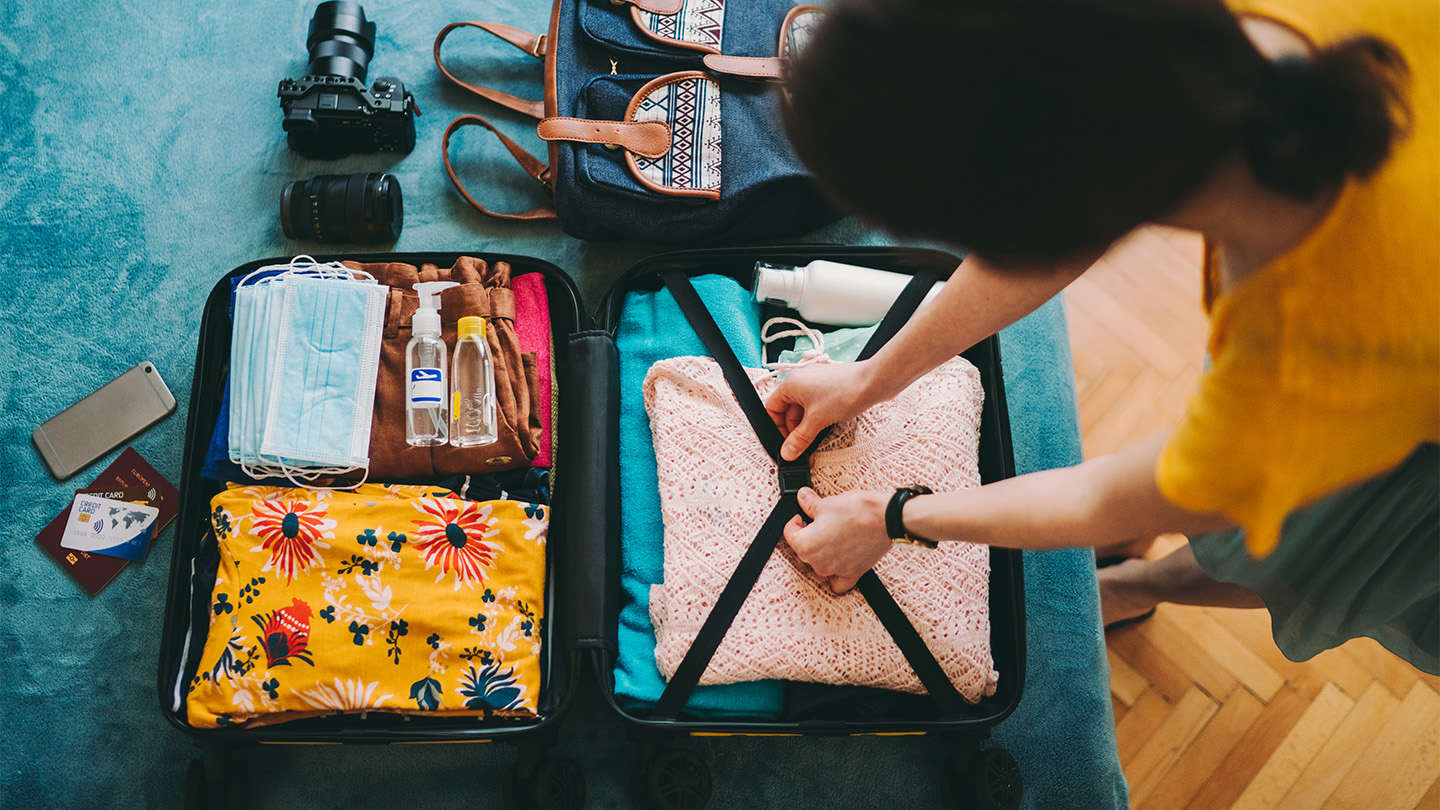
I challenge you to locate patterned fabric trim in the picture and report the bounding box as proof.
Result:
[626,72,722,199]
[781,5,824,59]
[631,0,725,55]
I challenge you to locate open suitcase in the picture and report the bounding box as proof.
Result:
[157,244,1025,810]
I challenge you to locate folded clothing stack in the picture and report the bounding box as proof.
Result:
[614,275,787,718]
[186,482,549,729]
[645,355,997,701]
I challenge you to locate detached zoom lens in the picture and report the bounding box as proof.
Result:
[281,172,403,244]
[306,0,375,81]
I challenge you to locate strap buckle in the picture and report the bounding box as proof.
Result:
[529,34,547,59]
[777,464,812,496]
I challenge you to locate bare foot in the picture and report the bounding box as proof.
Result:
[1097,557,1159,628]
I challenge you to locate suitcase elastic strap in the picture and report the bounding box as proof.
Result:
[651,267,964,720]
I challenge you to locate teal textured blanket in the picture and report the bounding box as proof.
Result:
[0,0,1124,807]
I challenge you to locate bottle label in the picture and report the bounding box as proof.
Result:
[409,368,444,408]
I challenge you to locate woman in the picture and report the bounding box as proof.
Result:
[770,0,1437,673]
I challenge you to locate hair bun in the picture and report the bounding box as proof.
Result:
[1242,38,1408,199]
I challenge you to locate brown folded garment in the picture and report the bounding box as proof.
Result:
[344,256,543,478]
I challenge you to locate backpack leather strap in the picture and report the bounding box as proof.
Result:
[702,54,784,81]
[434,21,546,120]
[620,0,684,14]
[442,115,558,222]
[537,118,672,159]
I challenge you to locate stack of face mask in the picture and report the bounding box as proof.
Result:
[228,257,388,483]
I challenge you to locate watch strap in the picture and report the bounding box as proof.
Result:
[886,485,936,549]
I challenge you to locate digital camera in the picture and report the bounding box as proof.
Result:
[277,1,418,160]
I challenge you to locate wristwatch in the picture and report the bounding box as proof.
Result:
[885,485,937,549]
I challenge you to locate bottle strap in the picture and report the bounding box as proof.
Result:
[441,115,559,222]
[433,21,546,119]
[650,268,965,719]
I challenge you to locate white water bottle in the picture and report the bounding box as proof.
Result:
[752,260,945,326]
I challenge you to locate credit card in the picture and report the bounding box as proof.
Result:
[60,493,160,560]
[34,447,179,595]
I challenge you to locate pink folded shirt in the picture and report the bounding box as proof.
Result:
[644,355,998,701]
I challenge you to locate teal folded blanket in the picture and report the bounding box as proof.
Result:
[614,275,786,717]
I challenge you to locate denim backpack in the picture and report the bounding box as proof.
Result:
[434,0,838,244]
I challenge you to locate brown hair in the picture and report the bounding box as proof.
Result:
[782,0,1409,266]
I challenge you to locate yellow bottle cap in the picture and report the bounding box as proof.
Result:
[457,316,485,339]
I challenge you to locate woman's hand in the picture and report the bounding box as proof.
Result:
[765,361,881,461]
[782,487,893,593]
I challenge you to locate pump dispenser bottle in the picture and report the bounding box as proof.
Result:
[405,281,459,447]
[753,260,946,327]
[450,315,498,448]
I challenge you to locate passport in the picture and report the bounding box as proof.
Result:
[35,447,180,595]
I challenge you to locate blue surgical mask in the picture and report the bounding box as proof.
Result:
[258,274,386,472]
[228,258,386,481]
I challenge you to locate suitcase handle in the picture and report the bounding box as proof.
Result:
[562,330,622,653]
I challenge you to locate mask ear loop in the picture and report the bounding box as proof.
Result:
[240,256,370,286]
[245,456,371,492]
[760,317,831,379]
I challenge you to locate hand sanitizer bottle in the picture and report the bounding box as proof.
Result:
[450,315,498,448]
[753,260,946,327]
[405,281,458,447]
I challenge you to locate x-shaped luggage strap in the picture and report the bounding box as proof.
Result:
[651,266,966,720]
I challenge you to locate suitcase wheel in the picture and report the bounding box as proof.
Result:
[183,752,249,810]
[504,754,586,810]
[629,747,711,810]
[941,746,1022,810]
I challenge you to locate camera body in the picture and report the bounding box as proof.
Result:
[277,1,417,160]
[278,74,417,159]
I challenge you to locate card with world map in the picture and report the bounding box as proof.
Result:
[61,493,159,560]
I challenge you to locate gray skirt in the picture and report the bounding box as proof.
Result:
[1190,443,1439,675]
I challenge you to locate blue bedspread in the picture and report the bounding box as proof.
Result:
[0,0,1125,806]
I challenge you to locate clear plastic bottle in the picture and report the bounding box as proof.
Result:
[450,315,498,448]
[405,281,458,447]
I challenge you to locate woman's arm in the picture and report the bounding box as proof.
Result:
[783,433,1236,593]
[767,251,1097,461]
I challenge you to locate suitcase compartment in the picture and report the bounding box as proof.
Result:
[156,251,587,805]
[568,245,1027,807]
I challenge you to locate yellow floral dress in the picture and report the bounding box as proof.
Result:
[186,483,547,728]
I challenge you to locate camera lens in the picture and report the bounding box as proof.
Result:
[305,1,375,81]
[281,172,403,244]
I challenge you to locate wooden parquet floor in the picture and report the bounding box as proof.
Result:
[1065,226,1440,810]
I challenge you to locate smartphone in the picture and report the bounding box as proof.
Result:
[32,361,178,480]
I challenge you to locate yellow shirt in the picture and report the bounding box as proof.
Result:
[1156,0,1440,555]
